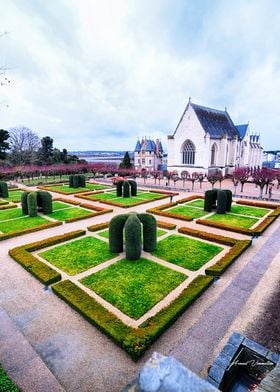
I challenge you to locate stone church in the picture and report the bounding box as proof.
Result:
[167,99,263,175]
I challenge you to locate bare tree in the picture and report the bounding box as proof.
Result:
[8,126,40,164]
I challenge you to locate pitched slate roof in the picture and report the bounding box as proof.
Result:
[236,124,248,139]
[134,140,141,152]
[191,103,239,139]
[134,138,163,154]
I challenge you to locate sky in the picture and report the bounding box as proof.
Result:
[0,0,279,152]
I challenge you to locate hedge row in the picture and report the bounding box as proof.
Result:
[79,203,113,213]
[87,222,110,232]
[9,230,86,284]
[53,197,81,206]
[73,191,105,201]
[52,275,214,360]
[0,221,62,242]
[156,220,176,230]
[149,190,179,196]
[76,193,170,208]
[176,195,204,204]
[205,240,251,276]
[0,203,17,210]
[38,185,92,195]
[0,200,9,206]
[178,226,238,246]
[236,199,279,209]
[65,212,97,223]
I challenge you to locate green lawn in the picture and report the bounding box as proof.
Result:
[97,228,167,239]
[52,201,73,210]
[3,190,23,203]
[48,207,94,221]
[205,213,259,229]
[42,183,110,194]
[84,190,168,206]
[0,215,51,234]
[39,236,117,275]
[166,205,209,219]
[186,199,204,208]
[152,234,223,271]
[80,257,186,319]
[0,366,19,392]
[0,207,25,221]
[230,204,270,218]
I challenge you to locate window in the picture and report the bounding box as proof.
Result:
[138,159,140,164]
[142,158,145,164]
[181,140,195,165]
[149,159,152,164]
[211,143,217,166]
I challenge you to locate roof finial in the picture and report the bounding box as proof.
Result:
[189,97,191,103]
[225,106,227,112]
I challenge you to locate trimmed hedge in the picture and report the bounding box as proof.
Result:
[9,229,85,284]
[196,218,254,235]
[129,180,137,196]
[156,220,176,230]
[116,180,123,197]
[138,213,157,252]
[0,221,62,242]
[125,214,142,260]
[217,190,227,214]
[21,191,30,215]
[109,214,128,252]
[53,197,81,206]
[87,222,110,232]
[236,200,279,209]
[37,191,53,214]
[204,189,217,212]
[205,240,251,276]
[0,181,9,198]
[178,226,237,246]
[79,174,86,187]
[0,203,17,210]
[52,274,214,360]
[72,174,80,188]
[123,181,130,198]
[69,174,74,187]
[225,189,233,212]
[27,191,38,217]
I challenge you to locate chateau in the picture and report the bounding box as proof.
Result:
[134,137,164,172]
[167,99,263,175]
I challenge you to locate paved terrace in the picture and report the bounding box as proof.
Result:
[0,183,279,391]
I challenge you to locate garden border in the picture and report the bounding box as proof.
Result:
[38,182,110,195]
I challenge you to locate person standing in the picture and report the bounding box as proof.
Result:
[268,183,273,199]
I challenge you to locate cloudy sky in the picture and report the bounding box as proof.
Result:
[1,0,279,151]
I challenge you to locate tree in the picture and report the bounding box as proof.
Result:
[252,167,275,198]
[0,129,10,160]
[37,136,54,164]
[232,167,249,193]
[171,171,179,186]
[181,170,189,187]
[8,126,40,164]
[119,152,132,169]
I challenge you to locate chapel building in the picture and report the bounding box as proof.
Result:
[167,99,262,175]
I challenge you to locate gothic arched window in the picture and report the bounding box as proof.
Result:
[181,140,196,165]
[211,143,217,166]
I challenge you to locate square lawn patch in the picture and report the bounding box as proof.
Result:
[39,236,117,275]
[80,257,187,319]
[52,201,73,210]
[230,204,270,218]
[97,228,167,239]
[166,205,209,219]
[186,199,204,208]
[47,206,94,221]
[3,190,23,203]
[205,213,259,228]
[152,234,223,271]
[83,190,167,206]
[0,215,52,234]
[0,207,25,221]
[43,183,110,194]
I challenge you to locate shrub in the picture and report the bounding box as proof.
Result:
[125,214,142,260]
[129,180,137,196]
[178,226,237,246]
[27,192,38,217]
[217,190,227,214]
[123,181,130,198]
[204,189,217,212]
[21,191,30,215]
[37,191,53,214]
[87,222,110,232]
[79,174,86,187]
[156,220,176,230]
[72,174,80,188]
[116,180,124,197]
[69,174,74,187]
[109,214,128,252]
[225,189,232,212]
[138,213,157,252]
[0,181,9,198]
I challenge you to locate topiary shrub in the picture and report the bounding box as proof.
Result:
[125,214,142,260]
[138,213,157,252]
[123,181,130,198]
[204,189,217,212]
[129,180,137,196]
[0,181,9,198]
[37,191,53,214]
[109,214,128,252]
[21,191,30,215]
[225,189,232,212]
[72,174,80,188]
[116,180,124,197]
[217,190,227,214]
[69,175,74,187]
[27,191,38,217]
[78,174,86,187]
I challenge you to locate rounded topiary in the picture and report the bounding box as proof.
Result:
[109,214,128,252]
[204,189,217,212]
[37,191,53,214]
[116,180,124,197]
[125,214,142,260]
[123,181,130,198]
[27,191,38,217]
[0,181,9,198]
[129,180,137,196]
[69,175,74,187]
[21,191,30,215]
[217,190,227,214]
[138,213,157,252]
[225,189,233,212]
[72,174,80,188]
[78,174,86,187]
